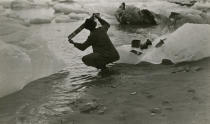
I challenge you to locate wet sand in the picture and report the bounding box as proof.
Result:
[60,58,210,124]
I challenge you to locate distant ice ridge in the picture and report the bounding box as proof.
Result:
[0,16,64,98]
[117,23,210,64]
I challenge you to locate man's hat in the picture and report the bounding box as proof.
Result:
[84,18,97,30]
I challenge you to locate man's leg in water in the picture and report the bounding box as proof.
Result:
[82,53,110,70]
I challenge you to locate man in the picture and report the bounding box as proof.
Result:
[68,14,120,71]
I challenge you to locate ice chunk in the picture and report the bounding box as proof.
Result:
[192,2,210,11]
[54,14,72,23]
[168,10,210,28]
[53,3,87,14]
[29,17,53,24]
[0,6,4,14]
[0,40,31,97]
[154,23,210,63]
[117,45,143,64]
[12,8,54,25]
[68,13,89,20]
[0,16,64,98]
[117,23,210,64]
[11,0,34,9]
[0,0,13,8]
[55,0,74,3]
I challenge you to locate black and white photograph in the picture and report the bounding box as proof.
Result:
[0,0,210,123]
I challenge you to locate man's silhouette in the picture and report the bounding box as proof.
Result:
[69,14,119,71]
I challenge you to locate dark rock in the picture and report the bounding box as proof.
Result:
[142,91,154,99]
[150,107,162,115]
[146,94,154,99]
[79,102,99,113]
[162,100,170,106]
[115,3,157,25]
[130,50,142,55]
[155,38,166,48]
[191,66,202,72]
[169,12,181,20]
[188,89,196,93]
[97,106,107,115]
[161,59,174,65]
[140,39,152,50]
[184,66,190,72]
[165,107,173,111]
[110,85,117,88]
[131,39,141,48]
[172,66,185,73]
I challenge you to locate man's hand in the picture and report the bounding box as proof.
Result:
[93,13,100,19]
[68,39,74,44]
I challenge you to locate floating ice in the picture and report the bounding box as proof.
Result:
[53,3,87,14]
[11,0,33,9]
[29,17,53,24]
[0,0,13,8]
[0,0,52,9]
[192,2,210,11]
[55,14,72,23]
[0,16,64,98]
[68,13,89,20]
[12,8,55,24]
[117,23,210,64]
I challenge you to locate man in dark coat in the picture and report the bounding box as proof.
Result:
[69,14,120,71]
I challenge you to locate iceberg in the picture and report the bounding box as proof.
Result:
[0,16,64,98]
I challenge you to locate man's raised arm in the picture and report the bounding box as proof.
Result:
[94,13,110,30]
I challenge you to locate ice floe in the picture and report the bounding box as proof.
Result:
[0,16,64,98]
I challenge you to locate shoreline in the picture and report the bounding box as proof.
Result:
[60,57,210,124]
[1,57,209,124]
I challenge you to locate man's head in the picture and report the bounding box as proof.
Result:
[84,19,97,31]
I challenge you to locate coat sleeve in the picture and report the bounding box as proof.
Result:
[97,17,110,32]
[74,35,92,51]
